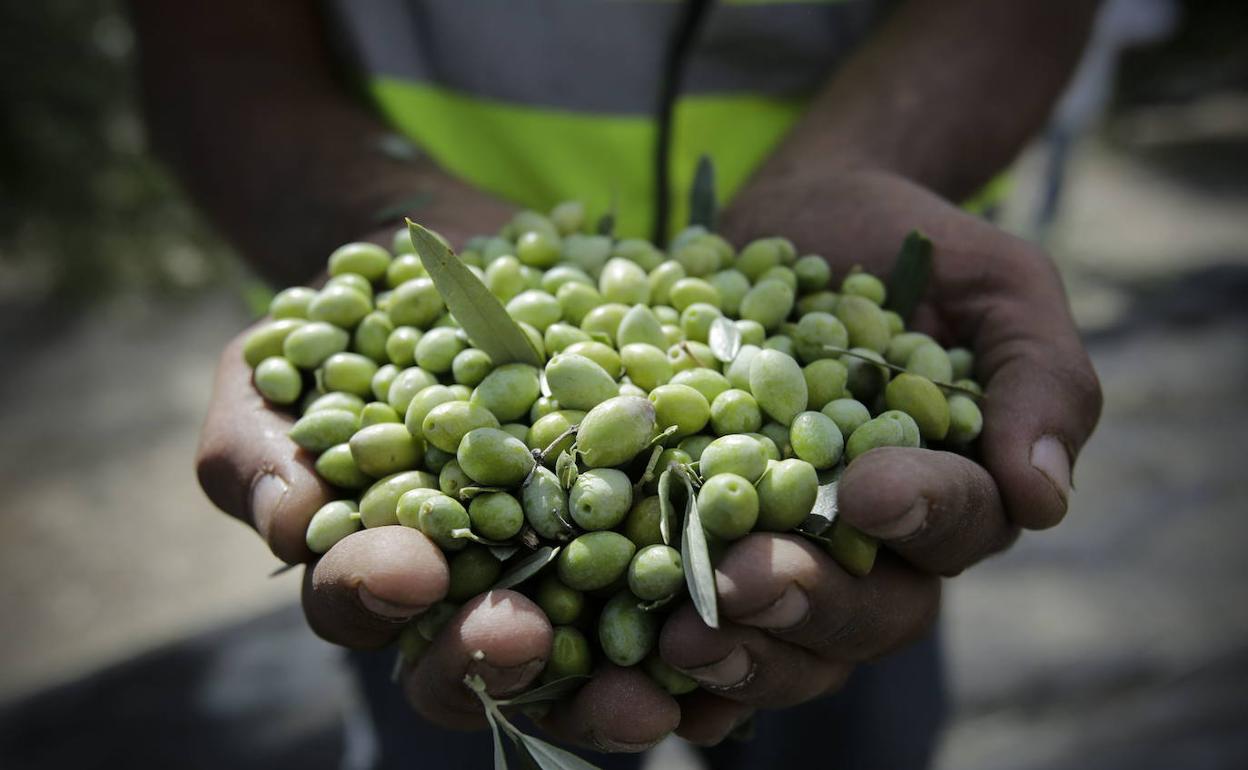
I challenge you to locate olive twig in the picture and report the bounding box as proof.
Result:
[821,345,983,398]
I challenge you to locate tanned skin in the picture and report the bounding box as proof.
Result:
[132,0,1101,750]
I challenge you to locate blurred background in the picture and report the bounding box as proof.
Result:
[2,1,1246,768]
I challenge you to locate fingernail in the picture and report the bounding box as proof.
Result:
[679,646,754,689]
[249,473,288,531]
[736,584,810,631]
[466,657,546,697]
[875,497,929,540]
[1031,435,1071,507]
[590,734,665,753]
[357,586,425,620]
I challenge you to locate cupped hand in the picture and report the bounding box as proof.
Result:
[196,329,679,750]
[655,167,1103,742]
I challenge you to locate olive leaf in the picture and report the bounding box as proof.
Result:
[408,220,543,367]
[707,317,742,362]
[801,484,839,536]
[679,341,714,368]
[460,485,510,500]
[657,468,676,547]
[496,675,589,707]
[885,230,933,323]
[688,154,717,230]
[800,464,844,536]
[484,707,510,770]
[678,472,719,629]
[489,545,522,562]
[493,546,561,590]
[516,734,602,770]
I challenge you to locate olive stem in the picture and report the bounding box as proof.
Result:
[821,345,983,398]
[532,423,580,467]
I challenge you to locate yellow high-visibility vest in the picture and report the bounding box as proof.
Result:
[328,0,883,241]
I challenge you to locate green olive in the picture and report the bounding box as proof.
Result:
[456,428,534,486]
[598,590,659,666]
[627,544,684,601]
[557,531,636,591]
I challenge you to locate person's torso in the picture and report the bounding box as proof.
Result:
[329,0,883,241]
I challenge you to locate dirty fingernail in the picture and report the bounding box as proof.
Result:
[679,646,754,689]
[876,496,929,540]
[250,473,288,529]
[1031,435,1071,507]
[735,584,810,631]
[358,586,425,620]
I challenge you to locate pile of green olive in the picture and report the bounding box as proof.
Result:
[243,200,983,696]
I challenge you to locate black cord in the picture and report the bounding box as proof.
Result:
[652,0,712,246]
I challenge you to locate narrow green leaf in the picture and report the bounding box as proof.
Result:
[493,546,560,590]
[689,154,717,230]
[679,473,719,629]
[489,545,522,562]
[514,742,542,770]
[707,317,742,362]
[460,485,511,500]
[516,734,603,770]
[496,675,590,707]
[657,469,676,547]
[885,231,933,323]
[800,464,844,536]
[408,220,543,366]
[484,708,511,770]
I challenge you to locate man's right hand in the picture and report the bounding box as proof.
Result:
[195,329,684,748]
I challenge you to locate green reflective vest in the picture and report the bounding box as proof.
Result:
[330,0,883,241]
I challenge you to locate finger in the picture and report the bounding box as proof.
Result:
[967,247,1102,529]
[660,603,852,708]
[403,590,552,730]
[674,690,754,747]
[735,180,1102,530]
[715,535,940,660]
[196,330,332,563]
[302,525,449,648]
[837,447,1018,574]
[540,665,681,753]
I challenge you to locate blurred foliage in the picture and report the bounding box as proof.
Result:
[0,0,241,305]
